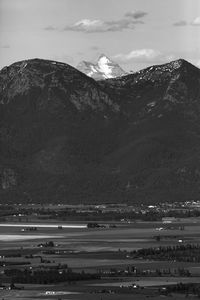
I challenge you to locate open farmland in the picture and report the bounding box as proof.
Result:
[1,217,200,299]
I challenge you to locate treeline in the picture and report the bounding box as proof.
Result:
[0,261,30,266]
[165,283,200,297]
[103,266,191,277]
[39,208,200,221]
[131,244,200,262]
[5,268,100,284]
[5,205,200,221]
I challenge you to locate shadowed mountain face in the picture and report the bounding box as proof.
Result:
[0,59,120,203]
[99,59,200,203]
[0,58,200,204]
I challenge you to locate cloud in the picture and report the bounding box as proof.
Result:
[44,26,57,31]
[1,44,10,49]
[63,11,147,33]
[114,49,161,61]
[173,16,200,27]
[125,10,148,19]
[114,49,175,63]
[173,20,187,26]
[191,16,200,25]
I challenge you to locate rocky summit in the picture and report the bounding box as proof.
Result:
[0,58,200,204]
[77,54,126,80]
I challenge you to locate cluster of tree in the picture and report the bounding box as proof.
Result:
[6,205,200,222]
[101,266,190,277]
[87,222,107,228]
[5,268,100,284]
[165,282,200,297]
[0,261,30,266]
[2,253,21,258]
[37,241,54,248]
[0,204,19,220]
[48,208,200,222]
[130,244,200,262]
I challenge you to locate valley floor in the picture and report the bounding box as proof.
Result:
[1,215,200,299]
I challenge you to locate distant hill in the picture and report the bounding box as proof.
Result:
[77,54,126,80]
[0,58,200,204]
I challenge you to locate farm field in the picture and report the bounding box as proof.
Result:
[1,220,200,299]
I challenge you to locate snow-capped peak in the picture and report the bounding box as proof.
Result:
[77,54,126,80]
[98,54,112,64]
[97,55,113,79]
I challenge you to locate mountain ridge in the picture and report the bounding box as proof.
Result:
[0,58,119,113]
[0,57,200,204]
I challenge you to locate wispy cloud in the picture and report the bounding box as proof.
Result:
[114,49,174,63]
[173,16,200,27]
[191,16,200,26]
[1,44,10,49]
[44,26,57,31]
[125,11,148,19]
[173,20,188,27]
[63,10,147,33]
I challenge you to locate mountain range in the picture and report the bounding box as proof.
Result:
[0,57,200,204]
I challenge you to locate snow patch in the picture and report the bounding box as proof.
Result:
[97,56,113,78]
[91,66,98,73]
[87,71,94,77]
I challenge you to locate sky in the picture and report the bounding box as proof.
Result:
[0,0,199,71]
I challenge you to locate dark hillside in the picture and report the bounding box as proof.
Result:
[0,58,200,204]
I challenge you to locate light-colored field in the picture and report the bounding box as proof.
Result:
[0,223,87,228]
[0,234,64,241]
[90,276,200,287]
